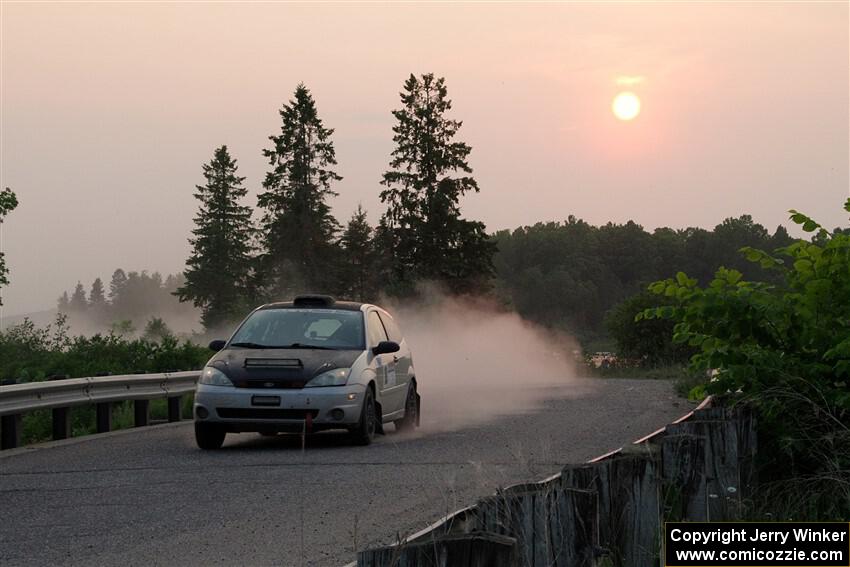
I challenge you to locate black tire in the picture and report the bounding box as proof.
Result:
[195,422,226,450]
[394,382,419,433]
[350,387,377,446]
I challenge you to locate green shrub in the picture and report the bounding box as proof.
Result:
[642,199,850,518]
[605,291,694,366]
[0,315,209,382]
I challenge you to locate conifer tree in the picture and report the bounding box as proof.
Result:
[69,282,88,313]
[109,269,127,304]
[57,291,70,313]
[339,205,377,301]
[380,73,494,294]
[88,277,108,325]
[176,145,255,330]
[257,84,342,297]
[89,278,106,306]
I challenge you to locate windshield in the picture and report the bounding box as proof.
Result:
[229,308,365,350]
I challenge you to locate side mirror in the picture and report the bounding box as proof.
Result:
[208,339,226,352]
[372,341,400,356]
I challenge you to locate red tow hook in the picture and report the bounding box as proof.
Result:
[305,411,313,434]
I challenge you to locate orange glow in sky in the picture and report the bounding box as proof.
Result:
[0,2,847,315]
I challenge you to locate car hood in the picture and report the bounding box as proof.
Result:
[208,347,364,389]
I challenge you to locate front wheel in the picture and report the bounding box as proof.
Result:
[394,383,419,433]
[195,422,226,450]
[350,387,377,446]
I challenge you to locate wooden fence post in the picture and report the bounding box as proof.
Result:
[666,415,744,521]
[661,433,707,521]
[608,453,661,566]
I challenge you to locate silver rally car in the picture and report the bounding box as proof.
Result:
[193,295,420,449]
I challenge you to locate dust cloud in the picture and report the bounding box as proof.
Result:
[384,290,588,433]
[16,286,588,431]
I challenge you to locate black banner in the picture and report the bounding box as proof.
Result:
[665,522,850,566]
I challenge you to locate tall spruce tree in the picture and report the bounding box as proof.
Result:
[57,291,70,313]
[108,269,127,303]
[380,73,494,294]
[69,282,88,313]
[89,278,106,306]
[0,187,18,307]
[176,145,255,330]
[339,205,377,301]
[88,277,108,325]
[257,84,342,297]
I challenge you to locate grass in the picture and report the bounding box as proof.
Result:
[585,362,688,381]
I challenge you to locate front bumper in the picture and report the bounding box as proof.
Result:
[194,382,366,432]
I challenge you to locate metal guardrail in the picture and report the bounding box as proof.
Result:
[0,371,200,450]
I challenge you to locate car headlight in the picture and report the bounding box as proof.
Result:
[199,366,233,387]
[304,367,350,388]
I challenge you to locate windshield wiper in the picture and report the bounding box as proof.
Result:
[230,341,274,349]
[282,343,334,350]
[231,341,338,350]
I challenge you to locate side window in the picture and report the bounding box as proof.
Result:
[378,312,403,343]
[366,311,388,347]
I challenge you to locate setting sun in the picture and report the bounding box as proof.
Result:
[612,91,641,121]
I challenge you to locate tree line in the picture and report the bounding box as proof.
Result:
[56,270,196,338]
[491,214,799,349]
[58,211,805,350]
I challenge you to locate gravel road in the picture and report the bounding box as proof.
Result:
[0,378,687,567]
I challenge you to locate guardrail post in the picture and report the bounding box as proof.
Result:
[1,414,22,450]
[134,400,149,427]
[167,396,182,422]
[96,402,112,433]
[52,407,72,440]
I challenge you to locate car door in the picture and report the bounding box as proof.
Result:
[377,310,412,400]
[366,310,405,415]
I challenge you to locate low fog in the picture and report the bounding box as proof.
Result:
[385,290,586,433]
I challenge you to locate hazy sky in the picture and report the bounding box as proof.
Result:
[1,2,848,317]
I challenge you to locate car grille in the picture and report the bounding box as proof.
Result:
[216,408,319,420]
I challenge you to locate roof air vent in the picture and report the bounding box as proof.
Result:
[293,294,336,307]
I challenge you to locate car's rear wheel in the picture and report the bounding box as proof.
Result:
[195,422,226,450]
[350,387,377,446]
[394,382,419,433]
